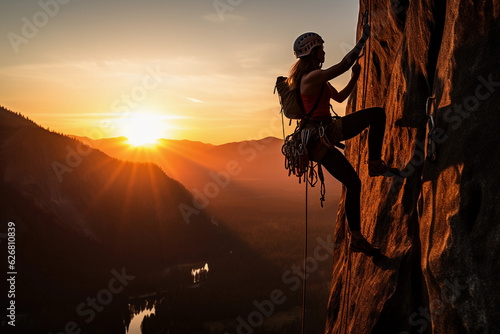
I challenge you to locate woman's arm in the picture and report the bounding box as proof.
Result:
[302,25,370,93]
[331,62,361,102]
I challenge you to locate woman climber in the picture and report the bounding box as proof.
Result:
[286,25,398,256]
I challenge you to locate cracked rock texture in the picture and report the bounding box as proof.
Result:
[325,0,500,333]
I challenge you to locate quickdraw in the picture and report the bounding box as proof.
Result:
[282,126,312,181]
[426,95,437,161]
[319,124,336,150]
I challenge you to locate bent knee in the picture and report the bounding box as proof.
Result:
[374,107,386,120]
[346,177,362,194]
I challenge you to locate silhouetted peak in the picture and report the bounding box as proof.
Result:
[0,105,39,129]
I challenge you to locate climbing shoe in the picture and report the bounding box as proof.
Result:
[368,160,400,177]
[350,236,381,256]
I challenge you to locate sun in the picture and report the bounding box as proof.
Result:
[122,112,166,147]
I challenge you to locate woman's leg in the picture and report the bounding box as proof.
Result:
[341,107,386,160]
[320,147,361,232]
[320,137,382,255]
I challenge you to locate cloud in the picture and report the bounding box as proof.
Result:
[186,97,206,103]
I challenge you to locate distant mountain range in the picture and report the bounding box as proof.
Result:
[72,126,344,258]
[72,134,342,207]
[0,106,231,307]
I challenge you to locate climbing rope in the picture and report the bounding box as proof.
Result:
[340,0,371,332]
[360,4,371,111]
[281,110,286,141]
[356,0,371,176]
[301,176,308,334]
[341,226,352,334]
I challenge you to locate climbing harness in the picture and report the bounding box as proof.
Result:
[319,121,337,150]
[426,96,437,161]
[282,117,345,207]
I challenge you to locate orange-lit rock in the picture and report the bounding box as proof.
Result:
[325,0,500,333]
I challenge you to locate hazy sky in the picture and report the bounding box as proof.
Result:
[0,0,360,144]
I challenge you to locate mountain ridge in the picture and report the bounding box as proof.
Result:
[0,106,229,303]
[71,134,342,205]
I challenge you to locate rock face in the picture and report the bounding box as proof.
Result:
[325,0,500,333]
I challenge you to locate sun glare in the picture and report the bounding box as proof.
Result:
[122,112,166,147]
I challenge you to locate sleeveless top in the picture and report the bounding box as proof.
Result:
[301,82,333,118]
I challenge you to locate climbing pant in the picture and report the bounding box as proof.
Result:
[319,107,386,232]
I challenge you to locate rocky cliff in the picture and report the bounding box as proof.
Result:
[325,0,500,333]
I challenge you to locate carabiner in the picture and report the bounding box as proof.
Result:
[319,125,325,138]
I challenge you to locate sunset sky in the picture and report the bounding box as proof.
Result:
[0,0,360,144]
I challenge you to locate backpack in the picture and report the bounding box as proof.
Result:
[274,76,324,120]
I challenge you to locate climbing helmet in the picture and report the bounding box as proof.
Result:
[293,32,324,58]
